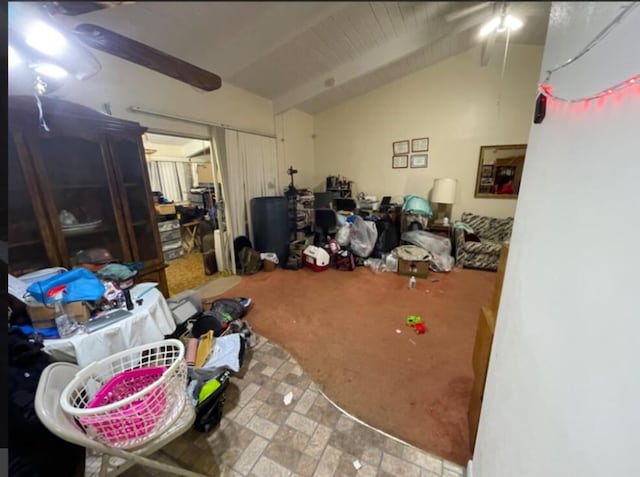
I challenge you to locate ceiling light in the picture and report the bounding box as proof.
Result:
[504,15,523,31]
[33,63,68,79]
[8,46,21,67]
[480,17,501,37]
[480,14,523,37]
[26,22,67,56]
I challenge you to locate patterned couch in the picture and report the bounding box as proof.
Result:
[455,212,513,271]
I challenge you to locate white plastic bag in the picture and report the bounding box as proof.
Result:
[364,258,386,274]
[349,216,378,257]
[336,223,351,246]
[401,231,453,272]
[260,252,279,264]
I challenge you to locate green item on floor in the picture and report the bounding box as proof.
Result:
[198,378,222,404]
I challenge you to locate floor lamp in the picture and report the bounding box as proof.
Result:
[431,178,457,225]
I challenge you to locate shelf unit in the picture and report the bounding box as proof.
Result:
[8,95,169,296]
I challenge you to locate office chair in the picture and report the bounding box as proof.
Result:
[335,198,357,212]
[314,208,338,247]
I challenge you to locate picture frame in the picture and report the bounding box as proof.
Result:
[481,165,493,177]
[393,140,410,155]
[411,137,429,152]
[410,154,428,168]
[392,155,408,169]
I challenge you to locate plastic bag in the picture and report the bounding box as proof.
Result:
[401,231,454,272]
[336,223,351,246]
[384,254,398,272]
[401,231,451,257]
[25,268,105,304]
[349,216,378,257]
[259,253,279,264]
[364,258,386,274]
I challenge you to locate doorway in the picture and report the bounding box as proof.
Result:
[142,132,221,295]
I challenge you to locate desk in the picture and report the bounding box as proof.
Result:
[181,220,201,253]
[43,287,176,367]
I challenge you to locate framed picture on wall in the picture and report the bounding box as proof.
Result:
[410,154,428,168]
[411,137,429,152]
[481,165,493,177]
[393,140,410,155]
[392,155,408,169]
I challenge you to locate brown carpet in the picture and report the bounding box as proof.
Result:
[166,252,218,296]
[218,266,496,465]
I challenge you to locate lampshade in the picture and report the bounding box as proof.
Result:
[431,178,457,204]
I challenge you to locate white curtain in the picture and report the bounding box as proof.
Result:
[148,161,161,193]
[175,163,191,202]
[222,130,278,245]
[148,161,193,202]
[156,162,181,203]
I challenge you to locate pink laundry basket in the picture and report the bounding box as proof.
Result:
[60,339,188,449]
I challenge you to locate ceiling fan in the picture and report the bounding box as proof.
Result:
[8,2,222,93]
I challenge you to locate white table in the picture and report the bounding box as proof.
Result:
[43,287,176,368]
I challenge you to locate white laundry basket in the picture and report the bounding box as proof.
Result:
[59,339,188,449]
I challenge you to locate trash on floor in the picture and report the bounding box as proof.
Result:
[395,329,402,334]
[283,391,293,406]
[353,459,363,470]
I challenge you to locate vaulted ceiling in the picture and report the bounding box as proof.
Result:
[47,1,550,114]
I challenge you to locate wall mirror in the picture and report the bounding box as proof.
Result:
[475,144,527,198]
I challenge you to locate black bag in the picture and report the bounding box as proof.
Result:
[233,236,253,266]
[209,298,246,320]
[194,371,231,433]
[9,328,85,477]
[373,218,400,257]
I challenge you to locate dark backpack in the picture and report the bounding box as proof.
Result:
[238,247,262,275]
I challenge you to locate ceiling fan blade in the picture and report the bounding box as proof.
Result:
[45,2,134,17]
[73,23,222,91]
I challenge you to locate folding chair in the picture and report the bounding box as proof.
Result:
[35,362,208,477]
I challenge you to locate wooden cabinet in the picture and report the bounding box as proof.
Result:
[468,242,509,451]
[8,95,168,296]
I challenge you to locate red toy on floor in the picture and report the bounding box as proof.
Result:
[406,315,427,334]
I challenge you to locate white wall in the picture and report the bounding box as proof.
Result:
[313,44,543,219]
[274,109,316,191]
[473,3,640,477]
[9,50,275,143]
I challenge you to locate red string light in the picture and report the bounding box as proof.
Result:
[538,74,640,103]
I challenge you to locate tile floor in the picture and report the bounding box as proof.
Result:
[86,336,466,477]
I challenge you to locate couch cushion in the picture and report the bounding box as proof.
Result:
[461,212,513,242]
[463,239,503,255]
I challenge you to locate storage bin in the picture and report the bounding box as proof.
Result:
[164,248,184,263]
[159,228,181,243]
[158,220,180,233]
[162,239,182,252]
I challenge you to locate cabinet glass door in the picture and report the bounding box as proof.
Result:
[35,135,128,267]
[111,138,161,264]
[8,133,57,276]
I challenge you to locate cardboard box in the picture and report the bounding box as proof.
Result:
[155,203,176,215]
[397,259,430,279]
[27,301,91,325]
